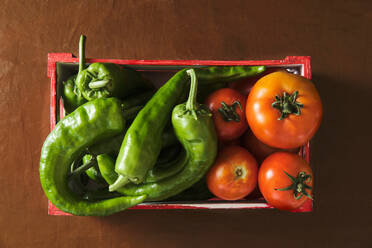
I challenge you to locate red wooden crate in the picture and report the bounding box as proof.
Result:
[47,55,312,215]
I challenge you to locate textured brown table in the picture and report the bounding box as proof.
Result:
[1,0,371,247]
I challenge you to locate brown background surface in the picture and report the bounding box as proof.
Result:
[1,0,371,247]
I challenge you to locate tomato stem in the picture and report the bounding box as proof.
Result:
[275,171,313,200]
[218,101,242,122]
[272,91,303,120]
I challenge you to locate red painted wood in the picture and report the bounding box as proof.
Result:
[47,55,312,215]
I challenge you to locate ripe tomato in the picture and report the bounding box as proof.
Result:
[205,88,248,141]
[218,138,241,151]
[246,71,322,149]
[207,146,258,200]
[242,129,300,164]
[258,152,313,211]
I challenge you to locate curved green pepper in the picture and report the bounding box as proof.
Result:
[109,69,188,189]
[88,127,177,158]
[110,65,265,190]
[108,69,218,201]
[98,146,186,186]
[76,35,152,101]
[39,98,146,216]
[83,188,122,202]
[62,75,87,113]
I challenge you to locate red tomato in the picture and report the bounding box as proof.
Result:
[258,152,313,211]
[218,138,241,151]
[242,129,300,164]
[205,88,248,141]
[246,71,322,149]
[207,146,258,200]
[228,77,256,96]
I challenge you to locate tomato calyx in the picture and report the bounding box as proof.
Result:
[275,171,313,200]
[218,101,243,122]
[272,91,303,120]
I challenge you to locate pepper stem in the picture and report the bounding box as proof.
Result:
[186,69,198,112]
[78,35,86,73]
[88,79,111,89]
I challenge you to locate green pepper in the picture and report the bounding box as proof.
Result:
[197,66,265,84]
[110,65,265,191]
[107,69,218,201]
[83,154,106,185]
[96,144,186,186]
[97,154,119,187]
[76,35,152,101]
[87,90,153,156]
[108,69,188,189]
[88,127,177,158]
[144,149,187,183]
[83,189,122,202]
[39,98,146,216]
[98,146,186,185]
[62,75,87,113]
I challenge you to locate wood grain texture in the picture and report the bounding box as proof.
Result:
[0,0,371,247]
